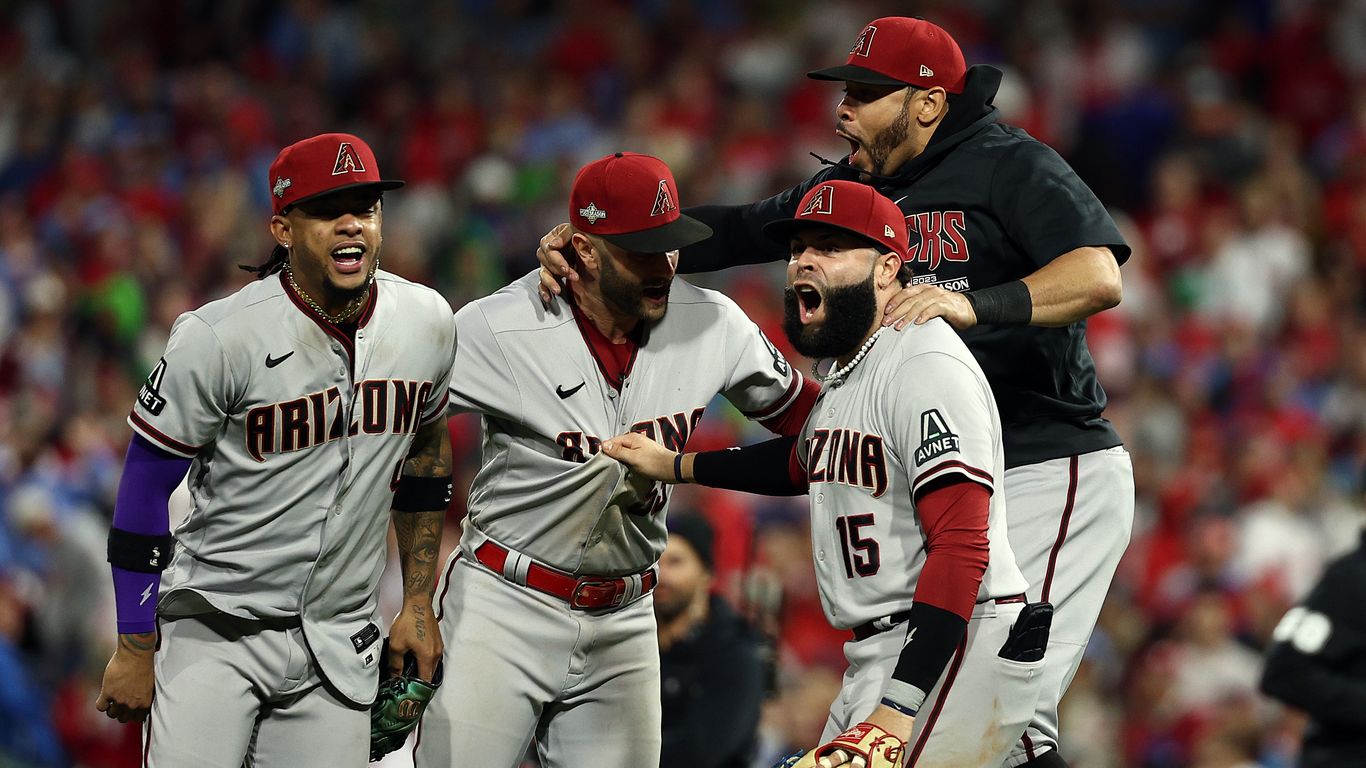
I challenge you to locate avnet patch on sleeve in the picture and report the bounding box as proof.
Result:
[914,409,960,464]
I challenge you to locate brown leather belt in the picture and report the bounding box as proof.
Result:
[851,594,1027,641]
[473,541,657,611]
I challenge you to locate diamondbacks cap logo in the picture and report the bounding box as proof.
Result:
[579,203,607,224]
[650,179,676,217]
[273,177,292,198]
[920,64,934,78]
[332,142,366,175]
[800,184,835,217]
[850,25,876,57]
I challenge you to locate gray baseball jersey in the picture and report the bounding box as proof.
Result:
[798,319,1028,630]
[446,271,806,574]
[415,271,806,768]
[129,269,455,704]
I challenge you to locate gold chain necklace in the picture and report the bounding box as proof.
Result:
[285,265,370,324]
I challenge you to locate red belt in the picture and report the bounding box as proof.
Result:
[851,594,1028,641]
[473,541,657,611]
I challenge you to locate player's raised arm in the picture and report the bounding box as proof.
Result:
[387,415,453,682]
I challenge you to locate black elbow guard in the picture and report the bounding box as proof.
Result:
[107,528,175,573]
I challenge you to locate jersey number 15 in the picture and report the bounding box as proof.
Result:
[835,513,881,578]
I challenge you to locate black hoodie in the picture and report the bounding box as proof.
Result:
[681,65,1129,468]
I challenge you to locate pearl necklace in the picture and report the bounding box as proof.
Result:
[286,265,370,324]
[815,327,885,384]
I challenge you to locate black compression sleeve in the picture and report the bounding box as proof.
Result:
[691,436,805,496]
[889,601,969,697]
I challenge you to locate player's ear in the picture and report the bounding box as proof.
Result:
[269,215,291,249]
[570,232,598,270]
[916,87,948,127]
[875,251,902,289]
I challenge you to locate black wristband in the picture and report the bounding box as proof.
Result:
[108,528,175,573]
[393,475,453,512]
[963,280,1032,326]
[673,453,685,483]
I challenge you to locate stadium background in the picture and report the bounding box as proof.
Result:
[2,0,1365,765]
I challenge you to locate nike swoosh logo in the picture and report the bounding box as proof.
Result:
[556,382,586,399]
[265,351,295,368]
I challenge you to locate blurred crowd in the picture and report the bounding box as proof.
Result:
[2,0,1366,766]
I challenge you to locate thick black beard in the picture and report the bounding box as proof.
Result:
[865,93,912,177]
[782,273,879,361]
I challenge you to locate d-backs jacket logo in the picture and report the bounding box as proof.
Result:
[904,211,970,271]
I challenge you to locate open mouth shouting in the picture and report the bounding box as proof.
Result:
[331,242,368,275]
[792,281,825,325]
[836,129,866,169]
[641,283,671,306]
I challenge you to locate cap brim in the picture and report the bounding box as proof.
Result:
[600,214,713,253]
[807,64,909,87]
[285,180,406,212]
[762,217,895,257]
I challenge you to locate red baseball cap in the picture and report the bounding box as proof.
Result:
[268,133,404,215]
[762,180,909,262]
[569,152,712,253]
[808,17,966,94]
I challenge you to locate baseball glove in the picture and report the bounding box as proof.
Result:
[368,641,443,762]
[776,723,905,768]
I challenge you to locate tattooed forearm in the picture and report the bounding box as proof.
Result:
[394,510,443,598]
[118,631,157,655]
[393,418,450,601]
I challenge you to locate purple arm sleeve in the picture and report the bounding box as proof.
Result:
[111,434,191,634]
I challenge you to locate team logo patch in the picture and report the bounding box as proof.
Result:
[650,179,676,217]
[332,142,366,175]
[914,409,960,464]
[579,202,607,224]
[919,64,934,78]
[137,357,169,416]
[273,176,292,198]
[801,184,834,217]
[850,25,876,57]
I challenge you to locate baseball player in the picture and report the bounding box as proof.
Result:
[94,133,457,766]
[605,180,1046,768]
[540,17,1132,768]
[412,152,817,768]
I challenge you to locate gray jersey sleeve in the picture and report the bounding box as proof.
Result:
[421,312,458,424]
[889,351,997,498]
[717,301,802,418]
[129,312,235,457]
[448,302,521,419]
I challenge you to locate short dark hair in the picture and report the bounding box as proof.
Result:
[896,261,915,287]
